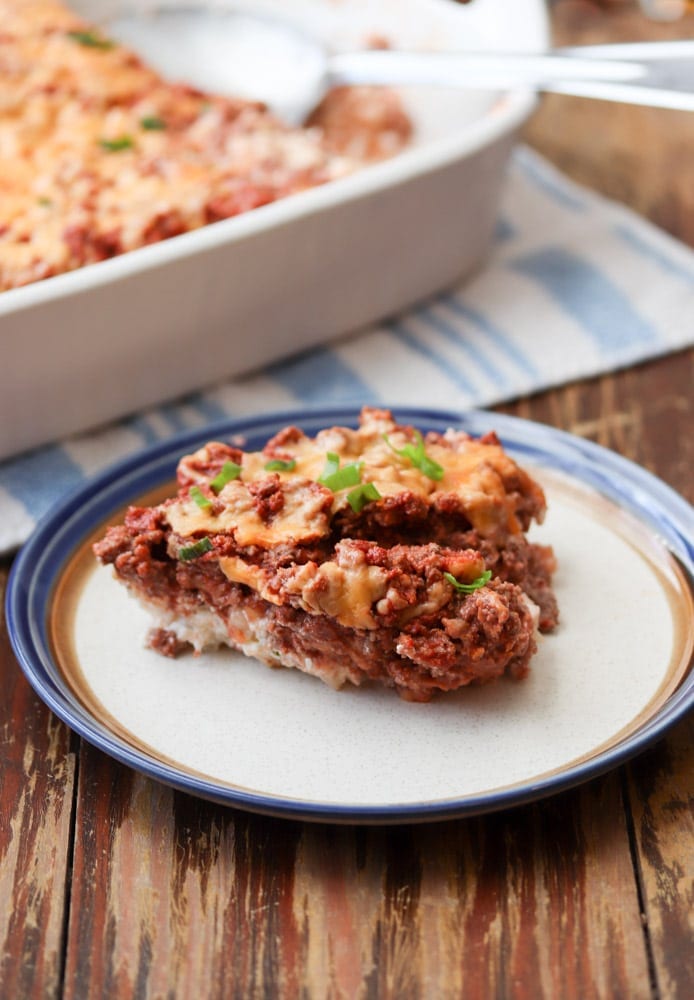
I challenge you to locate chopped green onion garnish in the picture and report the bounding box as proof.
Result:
[416,453,445,481]
[384,430,444,481]
[210,461,241,493]
[67,29,114,49]
[347,482,381,513]
[190,485,212,509]
[328,465,362,490]
[99,136,134,152]
[318,452,340,481]
[318,452,362,491]
[179,537,214,562]
[321,464,362,491]
[37,197,53,207]
[444,570,492,594]
[264,458,296,472]
[140,116,167,131]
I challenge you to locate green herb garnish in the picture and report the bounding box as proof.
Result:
[140,116,167,131]
[99,136,134,152]
[190,485,212,509]
[444,570,492,594]
[318,452,340,481]
[210,461,241,493]
[384,430,444,481]
[37,197,53,207]
[264,458,296,472]
[347,482,381,513]
[179,537,214,562]
[67,29,114,50]
[318,452,362,491]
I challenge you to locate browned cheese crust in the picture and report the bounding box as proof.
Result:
[94,408,558,701]
[0,1,411,292]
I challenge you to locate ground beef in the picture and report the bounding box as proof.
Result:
[95,521,538,700]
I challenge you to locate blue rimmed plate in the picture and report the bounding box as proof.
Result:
[6,407,694,823]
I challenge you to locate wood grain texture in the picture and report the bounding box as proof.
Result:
[60,763,652,999]
[0,568,76,999]
[291,782,650,999]
[63,749,305,999]
[627,715,694,1000]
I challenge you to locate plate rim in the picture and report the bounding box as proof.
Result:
[6,404,694,824]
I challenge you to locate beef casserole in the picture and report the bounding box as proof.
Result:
[94,408,558,701]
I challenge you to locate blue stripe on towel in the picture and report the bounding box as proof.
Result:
[390,322,477,397]
[158,403,194,433]
[421,308,512,392]
[267,347,374,403]
[512,247,659,351]
[613,223,694,286]
[442,297,540,380]
[0,444,85,522]
[149,394,229,432]
[124,415,163,446]
[190,394,231,423]
[495,217,516,243]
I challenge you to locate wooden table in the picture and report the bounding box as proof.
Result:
[1,4,692,996]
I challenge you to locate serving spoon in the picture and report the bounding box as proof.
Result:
[107,5,694,124]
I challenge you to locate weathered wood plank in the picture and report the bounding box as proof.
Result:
[287,779,650,999]
[627,714,694,1000]
[0,566,76,999]
[62,750,651,999]
[63,745,305,999]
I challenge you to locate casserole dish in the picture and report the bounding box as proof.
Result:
[0,0,548,460]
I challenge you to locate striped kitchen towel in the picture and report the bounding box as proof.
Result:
[2,146,694,553]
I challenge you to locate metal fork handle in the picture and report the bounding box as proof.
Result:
[552,40,694,110]
[329,40,694,112]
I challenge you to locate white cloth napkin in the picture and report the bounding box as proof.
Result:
[2,146,694,554]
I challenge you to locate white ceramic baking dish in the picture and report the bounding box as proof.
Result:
[0,0,548,460]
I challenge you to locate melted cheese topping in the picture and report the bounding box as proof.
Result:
[217,552,389,631]
[262,420,525,534]
[163,410,546,630]
[219,549,466,632]
[166,478,331,546]
[217,555,266,595]
[279,561,389,630]
[168,409,540,544]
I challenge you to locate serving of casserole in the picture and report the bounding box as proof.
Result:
[94,407,558,701]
